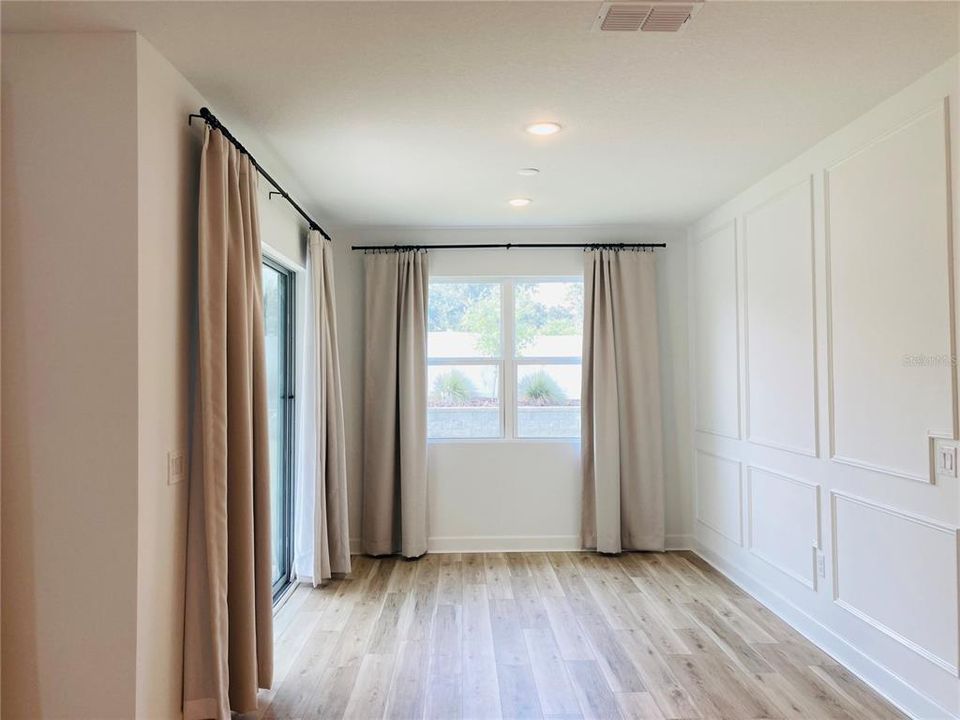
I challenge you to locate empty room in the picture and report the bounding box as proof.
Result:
[2,1,958,719]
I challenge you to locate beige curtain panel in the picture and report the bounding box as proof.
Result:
[362,250,429,558]
[293,230,351,583]
[183,127,273,720]
[581,249,665,554]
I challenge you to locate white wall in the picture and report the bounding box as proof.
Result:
[687,56,960,719]
[330,226,692,553]
[2,33,141,719]
[2,32,309,719]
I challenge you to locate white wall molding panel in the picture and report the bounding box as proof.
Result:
[825,99,955,484]
[687,56,960,719]
[831,491,959,677]
[743,177,819,457]
[695,450,743,545]
[747,465,821,590]
[693,220,741,440]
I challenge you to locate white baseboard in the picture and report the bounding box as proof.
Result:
[351,535,581,554]
[665,533,694,550]
[349,533,694,555]
[693,541,957,720]
[428,534,582,553]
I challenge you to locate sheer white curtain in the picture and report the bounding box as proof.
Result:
[293,230,351,585]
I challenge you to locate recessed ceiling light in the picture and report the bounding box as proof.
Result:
[508,197,532,207]
[517,168,540,176]
[525,122,562,136]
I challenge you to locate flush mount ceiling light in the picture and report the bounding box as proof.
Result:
[508,197,532,207]
[524,122,562,136]
[517,168,540,176]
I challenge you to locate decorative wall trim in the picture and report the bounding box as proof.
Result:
[694,542,958,720]
[946,94,960,444]
[693,218,742,440]
[687,64,960,720]
[824,98,951,175]
[742,176,820,459]
[829,454,929,485]
[824,99,955,485]
[746,465,820,590]
[746,436,819,458]
[694,426,740,441]
[694,449,743,546]
[830,490,960,677]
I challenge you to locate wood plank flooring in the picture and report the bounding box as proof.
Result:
[258,551,906,720]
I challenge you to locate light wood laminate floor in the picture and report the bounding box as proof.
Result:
[259,551,906,720]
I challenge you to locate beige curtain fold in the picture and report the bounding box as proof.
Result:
[294,230,351,583]
[183,126,273,720]
[581,249,665,554]
[362,250,429,558]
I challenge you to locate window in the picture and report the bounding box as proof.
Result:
[427,281,502,439]
[262,257,295,601]
[514,280,583,439]
[427,278,583,440]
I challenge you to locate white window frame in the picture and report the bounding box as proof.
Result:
[427,277,507,441]
[427,274,582,443]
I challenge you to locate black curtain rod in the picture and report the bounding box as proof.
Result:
[188,107,331,241]
[351,242,667,251]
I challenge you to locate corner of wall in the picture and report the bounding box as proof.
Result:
[133,34,204,720]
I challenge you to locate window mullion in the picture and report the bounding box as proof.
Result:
[427,357,496,366]
[515,356,581,365]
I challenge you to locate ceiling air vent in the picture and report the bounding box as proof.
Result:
[592,1,702,33]
[599,3,651,31]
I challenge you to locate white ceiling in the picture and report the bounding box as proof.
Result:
[4,1,958,228]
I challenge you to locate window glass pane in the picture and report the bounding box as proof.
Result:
[515,281,583,358]
[428,364,501,438]
[516,363,581,438]
[428,282,501,358]
[262,263,289,591]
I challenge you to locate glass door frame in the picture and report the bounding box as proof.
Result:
[263,255,296,603]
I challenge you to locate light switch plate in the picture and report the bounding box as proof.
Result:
[931,436,960,483]
[167,451,186,485]
[938,446,957,477]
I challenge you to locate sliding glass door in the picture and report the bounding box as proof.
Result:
[262,258,295,601]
